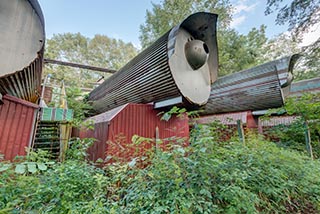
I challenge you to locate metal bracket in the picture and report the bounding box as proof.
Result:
[154,96,183,109]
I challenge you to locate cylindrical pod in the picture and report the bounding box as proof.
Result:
[202,55,299,114]
[0,0,45,103]
[88,12,218,114]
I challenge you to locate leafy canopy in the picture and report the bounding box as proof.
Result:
[44,33,138,88]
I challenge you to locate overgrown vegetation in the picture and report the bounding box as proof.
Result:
[1,122,320,213]
[263,93,320,158]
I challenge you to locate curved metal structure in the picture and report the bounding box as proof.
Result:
[202,54,300,114]
[88,12,218,114]
[0,0,45,103]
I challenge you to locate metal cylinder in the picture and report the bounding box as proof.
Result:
[88,12,218,114]
[0,0,45,103]
[202,55,300,114]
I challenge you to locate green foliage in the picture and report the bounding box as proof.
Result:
[264,93,320,157]
[65,86,93,121]
[158,106,200,121]
[44,33,138,88]
[265,0,320,37]
[66,138,96,161]
[265,0,320,80]
[1,124,320,213]
[218,26,268,76]
[285,93,320,121]
[114,133,320,213]
[139,0,233,48]
[264,120,320,158]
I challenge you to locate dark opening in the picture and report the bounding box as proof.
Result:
[203,43,209,54]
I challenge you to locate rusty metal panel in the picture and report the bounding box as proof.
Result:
[202,55,299,114]
[0,0,45,103]
[88,12,218,114]
[0,95,38,160]
[76,104,189,162]
[197,111,248,125]
[289,77,320,97]
[258,115,298,133]
[197,111,258,128]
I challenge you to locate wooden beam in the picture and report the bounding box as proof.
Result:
[44,58,117,74]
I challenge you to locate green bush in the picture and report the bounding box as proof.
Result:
[265,120,320,158]
[1,132,320,213]
[114,134,320,213]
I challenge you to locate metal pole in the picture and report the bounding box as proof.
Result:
[44,58,117,73]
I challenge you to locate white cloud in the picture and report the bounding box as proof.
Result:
[230,0,258,28]
[233,1,258,15]
[301,24,320,46]
[230,15,246,28]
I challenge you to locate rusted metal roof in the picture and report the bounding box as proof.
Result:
[0,95,39,160]
[0,0,45,103]
[259,116,298,127]
[197,111,248,125]
[202,55,299,114]
[196,110,258,128]
[88,12,218,114]
[74,103,189,162]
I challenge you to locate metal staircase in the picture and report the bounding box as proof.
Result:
[33,121,61,159]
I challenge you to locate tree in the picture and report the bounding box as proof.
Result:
[265,0,320,38]
[139,0,233,48]
[219,26,268,76]
[44,33,138,88]
[139,0,268,76]
[265,0,320,80]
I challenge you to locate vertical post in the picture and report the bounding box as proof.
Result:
[155,126,160,151]
[237,119,245,144]
[304,121,314,160]
[59,122,71,162]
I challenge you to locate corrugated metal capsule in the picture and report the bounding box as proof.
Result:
[0,0,45,103]
[202,55,300,114]
[289,77,320,97]
[88,12,218,114]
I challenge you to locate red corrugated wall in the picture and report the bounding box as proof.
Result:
[77,104,189,162]
[0,95,38,160]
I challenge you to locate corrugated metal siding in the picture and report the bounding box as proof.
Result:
[0,55,43,103]
[0,95,38,160]
[197,111,249,125]
[88,32,181,114]
[76,104,189,162]
[258,115,298,134]
[196,111,258,128]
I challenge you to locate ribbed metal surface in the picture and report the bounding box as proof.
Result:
[202,55,299,114]
[88,12,218,114]
[290,77,320,97]
[0,0,45,103]
[89,32,180,113]
[74,104,189,162]
[0,95,38,160]
[0,55,43,103]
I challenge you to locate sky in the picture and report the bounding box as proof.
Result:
[38,0,319,48]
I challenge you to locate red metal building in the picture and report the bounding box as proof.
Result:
[74,103,189,162]
[0,95,38,160]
